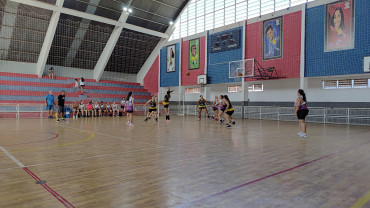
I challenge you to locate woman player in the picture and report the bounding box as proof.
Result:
[212,96,220,121]
[79,100,85,117]
[295,89,309,138]
[162,94,171,123]
[99,101,105,116]
[144,96,158,123]
[218,95,226,124]
[106,102,112,116]
[197,95,210,121]
[72,101,79,118]
[86,101,93,117]
[120,97,126,116]
[112,101,119,117]
[93,101,101,117]
[223,95,234,128]
[125,92,135,127]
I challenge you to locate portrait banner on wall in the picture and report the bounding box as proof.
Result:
[263,17,283,60]
[166,45,176,73]
[325,0,354,52]
[189,38,200,70]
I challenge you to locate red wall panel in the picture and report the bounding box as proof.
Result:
[181,36,206,86]
[143,56,159,95]
[245,11,302,81]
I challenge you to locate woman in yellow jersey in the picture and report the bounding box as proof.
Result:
[162,94,171,123]
[223,95,235,128]
[144,96,158,123]
[197,95,210,121]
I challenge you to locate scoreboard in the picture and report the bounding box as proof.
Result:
[210,28,241,53]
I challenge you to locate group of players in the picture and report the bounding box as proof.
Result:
[58,86,236,128]
[141,91,236,128]
[196,94,236,128]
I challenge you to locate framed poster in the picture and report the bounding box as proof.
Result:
[166,44,176,73]
[210,28,241,53]
[263,17,283,60]
[325,0,354,52]
[189,38,200,70]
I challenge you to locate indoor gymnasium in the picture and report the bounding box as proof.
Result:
[1,0,370,207]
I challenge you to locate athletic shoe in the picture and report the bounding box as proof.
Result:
[56,119,60,122]
[144,118,148,121]
[232,120,236,125]
[299,133,307,138]
[129,123,134,127]
[214,117,218,121]
[197,118,201,121]
[61,118,66,121]
[166,120,171,123]
[220,119,224,124]
[297,131,303,136]
[226,123,232,128]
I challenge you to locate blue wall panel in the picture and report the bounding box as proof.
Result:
[207,27,243,84]
[160,43,180,87]
[305,1,370,77]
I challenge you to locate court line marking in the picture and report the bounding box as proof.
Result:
[177,139,370,208]
[0,147,163,172]
[1,132,59,147]
[0,145,75,208]
[9,131,95,153]
[351,191,370,208]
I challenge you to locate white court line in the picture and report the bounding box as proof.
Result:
[0,145,25,168]
[0,147,161,172]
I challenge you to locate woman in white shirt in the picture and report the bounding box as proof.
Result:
[79,77,85,95]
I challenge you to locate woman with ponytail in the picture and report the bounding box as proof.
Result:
[125,92,135,127]
[295,89,309,137]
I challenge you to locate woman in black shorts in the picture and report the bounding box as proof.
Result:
[162,94,171,123]
[295,89,309,138]
[223,95,234,128]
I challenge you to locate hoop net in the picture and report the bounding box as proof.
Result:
[229,58,255,78]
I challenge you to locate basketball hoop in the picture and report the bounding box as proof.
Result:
[197,74,207,87]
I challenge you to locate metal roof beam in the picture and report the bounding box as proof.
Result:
[9,0,168,38]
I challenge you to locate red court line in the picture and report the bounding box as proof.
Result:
[178,139,370,208]
[1,132,59,147]
[23,167,75,208]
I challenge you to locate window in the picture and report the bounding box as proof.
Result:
[323,79,370,89]
[169,0,319,41]
[228,85,242,92]
[185,87,201,94]
[248,84,263,92]
[338,79,352,89]
[353,79,369,88]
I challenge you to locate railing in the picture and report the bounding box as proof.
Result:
[4,103,368,126]
[244,106,370,126]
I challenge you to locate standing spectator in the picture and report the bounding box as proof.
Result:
[56,90,66,122]
[74,79,79,92]
[45,91,55,119]
[79,77,85,95]
[48,67,54,79]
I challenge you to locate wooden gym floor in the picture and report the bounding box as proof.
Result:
[0,116,370,208]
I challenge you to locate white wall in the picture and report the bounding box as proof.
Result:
[0,60,36,74]
[307,77,370,102]
[248,79,300,102]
